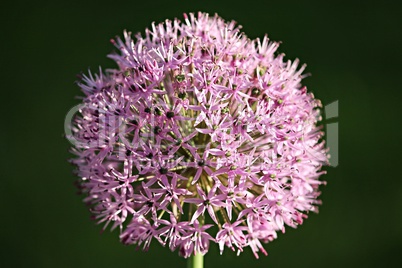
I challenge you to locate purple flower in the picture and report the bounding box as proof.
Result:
[216,221,248,254]
[68,12,328,258]
[179,220,214,258]
[184,184,225,224]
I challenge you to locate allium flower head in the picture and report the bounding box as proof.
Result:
[69,12,328,258]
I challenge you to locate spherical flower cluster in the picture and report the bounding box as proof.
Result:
[69,12,328,258]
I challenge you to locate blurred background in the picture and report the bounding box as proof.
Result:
[1,0,401,267]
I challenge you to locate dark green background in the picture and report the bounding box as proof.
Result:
[2,0,401,267]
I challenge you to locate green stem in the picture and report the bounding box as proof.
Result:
[187,253,204,268]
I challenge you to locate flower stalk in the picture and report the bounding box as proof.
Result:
[187,253,203,268]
